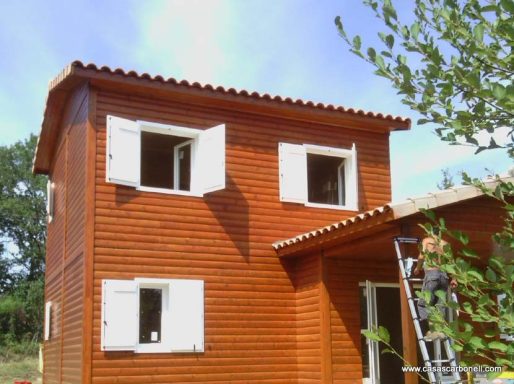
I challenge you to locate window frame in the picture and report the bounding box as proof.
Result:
[135,278,171,354]
[101,277,205,354]
[138,121,202,197]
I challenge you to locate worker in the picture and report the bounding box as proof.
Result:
[413,228,457,340]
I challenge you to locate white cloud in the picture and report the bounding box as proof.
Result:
[131,0,233,85]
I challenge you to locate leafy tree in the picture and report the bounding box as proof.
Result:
[0,135,47,344]
[335,0,514,156]
[335,0,514,374]
[418,176,514,370]
[0,134,47,283]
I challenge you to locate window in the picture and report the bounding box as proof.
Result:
[46,180,54,222]
[278,142,358,210]
[106,115,225,196]
[101,278,204,353]
[44,301,52,341]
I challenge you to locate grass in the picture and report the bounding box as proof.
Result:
[0,355,41,384]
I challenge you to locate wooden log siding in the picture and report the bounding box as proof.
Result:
[327,258,398,383]
[44,84,89,384]
[84,87,395,384]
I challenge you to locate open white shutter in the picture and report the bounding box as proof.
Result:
[106,115,140,187]
[101,279,138,351]
[347,143,358,210]
[196,124,225,194]
[169,280,204,352]
[278,143,307,203]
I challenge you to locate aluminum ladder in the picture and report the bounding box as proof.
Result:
[394,236,462,384]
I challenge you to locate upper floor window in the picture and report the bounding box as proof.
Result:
[278,142,358,210]
[106,115,225,196]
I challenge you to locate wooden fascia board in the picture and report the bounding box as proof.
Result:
[276,209,397,258]
[33,76,89,174]
[73,67,410,133]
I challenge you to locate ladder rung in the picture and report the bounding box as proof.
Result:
[407,297,420,301]
[394,236,420,244]
[430,359,453,363]
[405,277,424,282]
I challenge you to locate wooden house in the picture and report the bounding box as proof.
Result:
[34,61,506,384]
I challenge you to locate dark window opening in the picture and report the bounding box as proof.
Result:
[307,153,345,205]
[140,131,191,190]
[139,288,162,344]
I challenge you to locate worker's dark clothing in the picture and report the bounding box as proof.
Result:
[417,269,449,321]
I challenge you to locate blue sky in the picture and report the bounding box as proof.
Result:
[0,0,510,201]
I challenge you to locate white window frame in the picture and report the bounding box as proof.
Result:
[173,139,194,193]
[135,278,171,354]
[138,121,201,197]
[278,142,358,211]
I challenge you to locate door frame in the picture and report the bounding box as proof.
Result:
[360,281,400,384]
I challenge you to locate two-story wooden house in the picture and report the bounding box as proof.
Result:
[34,61,507,384]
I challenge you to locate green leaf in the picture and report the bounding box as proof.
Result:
[485,268,497,282]
[473,24,485,42]
[463,302,473,313]
[451,230,469,245]
[383,0,398,21]
[492,83,506,100]
[410,22,420,39]
[334,16,347,40]
[461,248,479,259]
[500,0,514,13]
[367,47,376,60]
[375,54,385,69]
[488,341,508,352]
[469,336,487,350]
[467,270,485,282]
[362,329,382,342]
[421,209,436,222]
[385,34,394,49]
[352,35,362,51]
[378,326,390,344]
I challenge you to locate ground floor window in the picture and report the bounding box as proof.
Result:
[101,278,204,353]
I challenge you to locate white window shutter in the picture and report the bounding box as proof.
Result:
[44,301,51,341]
[196,124,225,194]
[346,143,358,210]
[101,279,139,351]
[278,143,307,203]
[169,280,204,352]
[106,115,140,187]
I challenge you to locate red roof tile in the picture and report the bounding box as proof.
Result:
[55,61,411,126]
